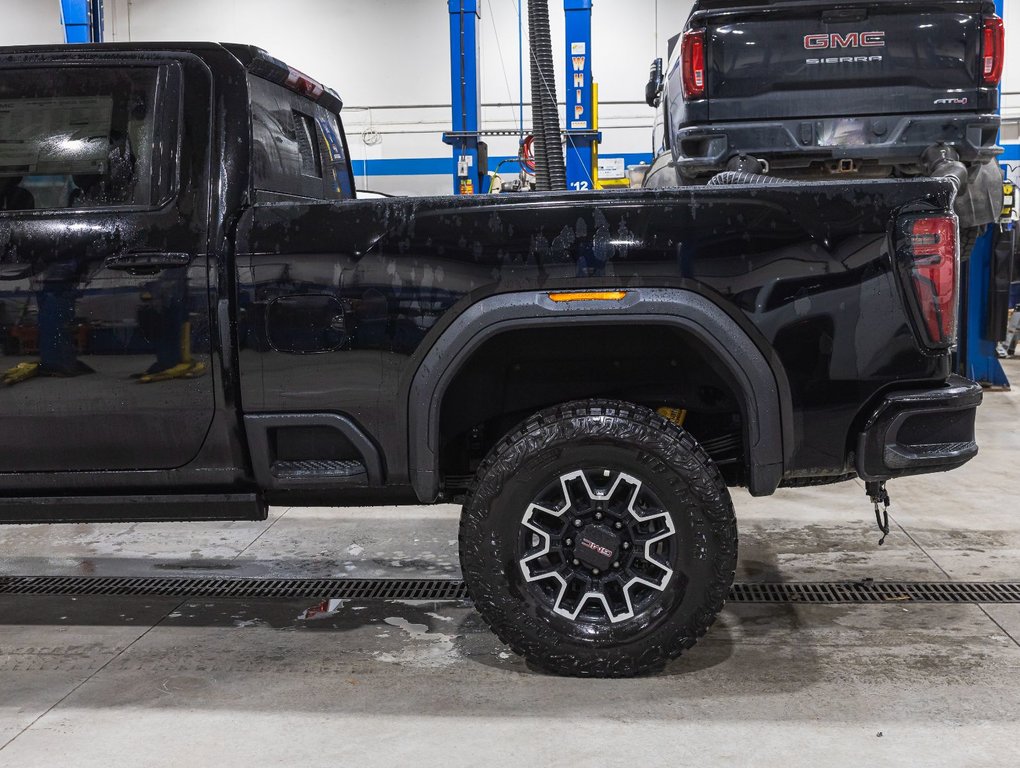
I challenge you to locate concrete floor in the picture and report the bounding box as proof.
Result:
[1,358,1019,767]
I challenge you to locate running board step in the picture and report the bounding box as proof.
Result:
[0,493,266,524]
[272,459,367,481]
[244,413,383,490]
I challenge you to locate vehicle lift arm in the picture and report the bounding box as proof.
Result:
[444,0,599,195]
[59,0,103,43]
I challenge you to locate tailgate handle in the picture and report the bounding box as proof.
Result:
[104,252,193,272]
[822,9,866,22]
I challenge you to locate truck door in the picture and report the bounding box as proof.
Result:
[234,72,389,488]
[0,56,215,472]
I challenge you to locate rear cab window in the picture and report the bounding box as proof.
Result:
[249,74,353,202]
[0,66,174,212]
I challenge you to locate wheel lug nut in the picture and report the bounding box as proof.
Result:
[594,512,603,520]
[614,521,623,530]
[612,561,620,569]
[573,519,583,528]
[564,538,573,546]
[592,568,600,575]
[622,542,631,550]
[572,558,580,566]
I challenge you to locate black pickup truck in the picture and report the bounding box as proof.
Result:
[0,43,982,677]
[646,0,1004,230]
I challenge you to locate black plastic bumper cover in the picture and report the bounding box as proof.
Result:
[674,113,1001,175]
[856,375,983,482]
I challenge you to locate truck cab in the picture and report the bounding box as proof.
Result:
[0,44,360,520]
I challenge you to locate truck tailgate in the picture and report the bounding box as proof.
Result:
[703,1,988,121]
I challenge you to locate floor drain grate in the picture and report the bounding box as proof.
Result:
[728,581,1020,604]
[1,577,1019,604]
[0,576,470,601]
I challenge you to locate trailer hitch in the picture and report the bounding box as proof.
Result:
[866,481,891,545]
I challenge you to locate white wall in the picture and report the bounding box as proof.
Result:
[105,0,692,195]
[1001,0,1019,120]
[5,0,1016,190]
[996,0,1019,183]
[0,0,64,45]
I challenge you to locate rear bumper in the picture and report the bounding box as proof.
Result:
[673,113,1002,176]
[855,375,982,482]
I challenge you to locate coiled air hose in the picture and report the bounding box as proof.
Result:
[528,0,566,191]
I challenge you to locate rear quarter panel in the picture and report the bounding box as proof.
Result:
[237,178,955,480]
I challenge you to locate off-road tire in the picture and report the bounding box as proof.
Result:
[459,399,737,677]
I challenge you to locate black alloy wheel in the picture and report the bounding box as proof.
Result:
[459,399,738,677]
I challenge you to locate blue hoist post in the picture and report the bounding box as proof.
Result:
[563,0,599,191]
[965,229,1010,387]
[962,0,1009,388]
[60,0,104,43]
[443,0,486,195]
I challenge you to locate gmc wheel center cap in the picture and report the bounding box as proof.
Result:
[575,525,620,570]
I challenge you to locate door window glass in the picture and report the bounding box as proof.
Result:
[0,67,162,211]
[249,75,351,201]
[251,75,318,199]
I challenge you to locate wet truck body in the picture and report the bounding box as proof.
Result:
[0,44,983,676]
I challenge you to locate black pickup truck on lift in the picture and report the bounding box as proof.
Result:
[0,43,982,676]
[645,0,1004,235]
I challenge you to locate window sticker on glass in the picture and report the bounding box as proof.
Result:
[0,96,114,176]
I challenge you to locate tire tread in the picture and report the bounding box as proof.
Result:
[458,398,737,677]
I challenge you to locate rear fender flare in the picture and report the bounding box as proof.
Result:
[408,288,790,501]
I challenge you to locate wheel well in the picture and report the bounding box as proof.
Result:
[437,323,748,492]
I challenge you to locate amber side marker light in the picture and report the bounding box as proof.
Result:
[548,291,628,302]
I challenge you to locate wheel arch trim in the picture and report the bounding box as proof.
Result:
[407,288,789,501]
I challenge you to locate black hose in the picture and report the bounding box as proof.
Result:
[528,0,565,190]
[539,10,566,190]
[922,144,968,193]
[707,171,790,186]
[527,0,548,190]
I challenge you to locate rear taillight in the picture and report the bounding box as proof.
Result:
[681,29,706,100]
[896,215,959,348]
[982,15,1004,86]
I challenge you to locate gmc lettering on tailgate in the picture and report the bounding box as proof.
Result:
[803,32,886,49]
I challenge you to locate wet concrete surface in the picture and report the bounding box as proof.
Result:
[0,357,1018,766]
